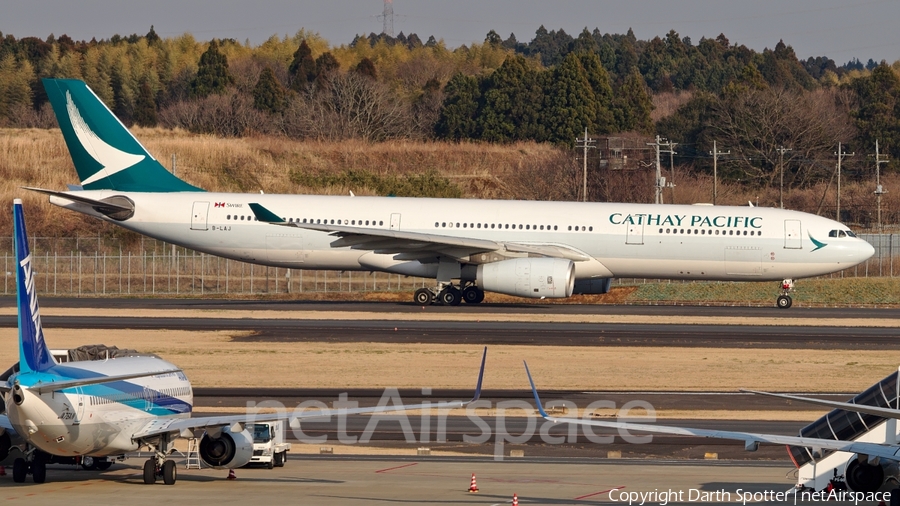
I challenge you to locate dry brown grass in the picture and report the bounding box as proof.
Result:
[0,327,890,392]
[3,127,899,238]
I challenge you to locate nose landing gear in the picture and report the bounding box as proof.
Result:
[776,279,794,309]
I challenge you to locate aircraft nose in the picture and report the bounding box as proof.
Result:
[858,239,875,262]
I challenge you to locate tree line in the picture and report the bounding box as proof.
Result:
[0,25,898,183]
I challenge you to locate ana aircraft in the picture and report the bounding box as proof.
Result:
[1,198,486,485]
[31,79,874,307]
[524,362,900,493]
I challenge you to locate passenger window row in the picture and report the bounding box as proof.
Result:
[660,228,759,236]
[433,223,594,232]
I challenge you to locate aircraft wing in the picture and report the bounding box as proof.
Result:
[524,363,900,461]
[742,389,900,419]
[131,347,486,441]
[249,203,590,262]
[27,368,183,394]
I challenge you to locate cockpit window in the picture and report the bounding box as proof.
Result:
[846,230,857,238]
[829,230,838,237]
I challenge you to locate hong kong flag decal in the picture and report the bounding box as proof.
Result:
[214,202,225,207]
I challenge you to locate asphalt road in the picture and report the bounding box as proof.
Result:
[0,315,896,348]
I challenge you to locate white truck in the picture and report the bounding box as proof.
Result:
[249,421,291,468]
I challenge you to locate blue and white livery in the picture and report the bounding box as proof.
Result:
[1,199,486,485]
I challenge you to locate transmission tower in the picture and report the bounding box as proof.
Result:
[382,0,394,37]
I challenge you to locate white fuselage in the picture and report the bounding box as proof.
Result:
[7,356,192,457]
[51,192,875,282]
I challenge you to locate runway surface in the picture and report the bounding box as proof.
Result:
[0,299,898,348]
[1,456,815,505]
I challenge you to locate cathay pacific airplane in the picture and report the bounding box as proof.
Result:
[30,79,874,308]
[2,200,486,485]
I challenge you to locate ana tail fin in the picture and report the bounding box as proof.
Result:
[14,199,55,373]
[42,78,203,193]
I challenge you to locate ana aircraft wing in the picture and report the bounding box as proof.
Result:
[524,362,900,461]
[131,347,486,441]
[742,389,900,419]
[249,203,590,262]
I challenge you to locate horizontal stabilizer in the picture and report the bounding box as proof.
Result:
[24,187,133,214]
[29,368,182,394]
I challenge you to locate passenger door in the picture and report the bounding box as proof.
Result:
[784,220,802,249]
[191,201,209,231]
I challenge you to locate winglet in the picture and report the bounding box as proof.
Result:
[468,346,487,403]
[524,361,549,418]
[248,203,285,223]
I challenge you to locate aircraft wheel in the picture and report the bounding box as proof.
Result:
[12,458,26,483]
[143,459,157,484]
[31,460,46,484]
[162,460,177,485]
[438,287,461,306]
[413,288,433,305]
[462,286,484,304]
[776,295,792,309]
[81,455,98,470]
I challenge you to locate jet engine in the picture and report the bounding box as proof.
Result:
[199,426,254,469]
[476,258,574,298]
[845,457,898,493]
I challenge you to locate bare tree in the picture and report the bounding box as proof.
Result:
[710,87,855,188]
[281,72,414,141]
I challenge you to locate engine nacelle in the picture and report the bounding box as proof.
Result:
[476,258,574,298]
[573,278,612,295]
[845,457,897,493]
[199,426,254,469]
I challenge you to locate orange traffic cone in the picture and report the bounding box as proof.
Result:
[467,473,479,493]
[226,469,237,480]
[512,493,519,506]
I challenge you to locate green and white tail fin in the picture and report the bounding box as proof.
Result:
[42,78,204,192]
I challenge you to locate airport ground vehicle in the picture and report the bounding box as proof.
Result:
[248,421,290,469]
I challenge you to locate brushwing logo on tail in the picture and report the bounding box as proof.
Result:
[65,90,145,185]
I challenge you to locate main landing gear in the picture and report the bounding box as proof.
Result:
[776,279,794,309]
[12,451,46,484]
[414,283,484,306]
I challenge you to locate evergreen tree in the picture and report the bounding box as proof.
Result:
[353,57,378,80]
[145,25,160,44]
[578,51,616,133]
[289,40,317,90]
[614,69,653,134]
[110,68,131,123]
[484,30,502,47]
[315,52,340,75]
[132,80,158,127]
[544,53,597,145]
[479,55,530,142]
[850,63,900,167]
[435,73,481,140]
[191,39,233,98]
[253,66,285,114]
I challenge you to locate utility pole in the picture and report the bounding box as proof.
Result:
[834,143,854,221]
[668,141,678,204]
[576,128,595,202]
[873,140,889,232]
[776,146,791,209]
[709,141,729,206]
[648,135,673,204]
